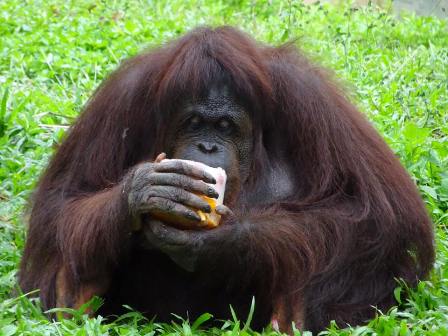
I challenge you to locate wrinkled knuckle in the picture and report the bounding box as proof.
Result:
[162,199,174,211]
[169,175,179,186]
[146,174,156,185]
[172,161,182,170]
[171,189,183,202]
[144,189,156,201]
[182,178,193,190]
[180,162,191,173]
[146,196,161,210]
[178,175,190,187]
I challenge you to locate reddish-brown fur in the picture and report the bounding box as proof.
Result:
[19,26,434,333]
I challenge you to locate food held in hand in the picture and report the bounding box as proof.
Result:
[161,159,227,228]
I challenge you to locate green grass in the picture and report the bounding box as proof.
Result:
[0,0,447,335]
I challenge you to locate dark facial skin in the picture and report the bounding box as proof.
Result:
[167,86,253,202]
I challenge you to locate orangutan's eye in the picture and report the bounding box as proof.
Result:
[217,118,233,132]
[187,115,202,129]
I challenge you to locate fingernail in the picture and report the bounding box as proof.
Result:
[188,212,200,221]
[208,187,219,198]
[202,172,215,183]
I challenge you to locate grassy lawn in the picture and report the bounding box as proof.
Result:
[0,0,447,335]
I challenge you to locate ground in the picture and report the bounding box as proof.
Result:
[0,0,447,335]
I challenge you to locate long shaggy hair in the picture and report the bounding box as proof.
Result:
[20,26,434,333]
